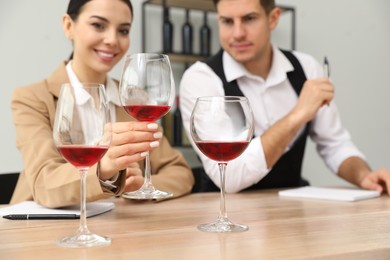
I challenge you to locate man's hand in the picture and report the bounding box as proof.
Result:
[291,78,334,124]
[360,168,390,195]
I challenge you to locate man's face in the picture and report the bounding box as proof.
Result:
[216,0,279,66]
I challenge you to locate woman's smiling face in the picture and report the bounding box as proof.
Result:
[63,0,132,82]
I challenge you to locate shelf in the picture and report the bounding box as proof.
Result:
[145,0,294,14]
[129,51,205,64]
[142,1,296,51]
[144,0,215,12]
[166,53,207,64]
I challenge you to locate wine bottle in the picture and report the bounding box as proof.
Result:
[181,9,193,55]
[173,96,183,146]
[200,12,211,57]
[162,6,173,53]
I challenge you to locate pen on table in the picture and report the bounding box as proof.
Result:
[2,214,79,220]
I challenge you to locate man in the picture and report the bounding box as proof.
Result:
[180,0,390,193]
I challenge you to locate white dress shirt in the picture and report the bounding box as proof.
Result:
[65,61,121,122]
[180,44,365,193]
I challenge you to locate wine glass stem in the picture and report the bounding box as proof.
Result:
[79,168,89,234]
[142,152,154,190]
[218,163,228,221]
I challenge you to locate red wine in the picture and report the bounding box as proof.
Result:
[195,141,249,162]
[58,145,108,167]
[123,105,171,122]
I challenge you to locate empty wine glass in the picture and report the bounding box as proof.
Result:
[53,83,112,247]
[119,53,175,199]
[190,96,254,232]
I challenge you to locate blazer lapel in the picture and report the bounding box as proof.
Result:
[47,62,71,98]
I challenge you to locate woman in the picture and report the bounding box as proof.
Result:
[11,0,194,208]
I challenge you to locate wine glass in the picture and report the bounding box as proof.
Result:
[119,53,175,199]
[190,96,254,232]
[53,83,112,247]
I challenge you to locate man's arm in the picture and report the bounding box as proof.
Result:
[262,78,333,168]
[337,156,371,186]
[339,156,390,195]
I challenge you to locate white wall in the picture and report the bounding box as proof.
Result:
[1,1,390,188]
[0,0,142,173]
[277,0,390,186]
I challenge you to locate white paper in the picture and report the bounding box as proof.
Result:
[278,186,381,202]
[0,201,114,218]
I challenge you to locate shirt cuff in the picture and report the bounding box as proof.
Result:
[99,174,119,190]
[97,163,119,191]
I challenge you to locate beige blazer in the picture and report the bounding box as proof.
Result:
[10,62,194,208]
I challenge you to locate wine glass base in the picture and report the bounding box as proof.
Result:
[57,233,111,248]
[122,188,173,200]
[197,219,248,233]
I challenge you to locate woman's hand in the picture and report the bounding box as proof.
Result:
[124,162,144,192]
[98,121,162,180]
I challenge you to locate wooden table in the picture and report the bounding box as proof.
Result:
[1,190,390,259]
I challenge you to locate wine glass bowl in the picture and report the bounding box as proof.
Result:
[53,83,112,247]
[119,53,175,199]
[190,96,254,233]
[123,104,171,122]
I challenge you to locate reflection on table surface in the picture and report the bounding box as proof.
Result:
[1,189,390,259]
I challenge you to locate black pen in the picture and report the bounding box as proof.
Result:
[2,214,79,220]
[323,56,331,106]
[323,56,330,78]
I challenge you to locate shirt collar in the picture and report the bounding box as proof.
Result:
[222,44,295,87]
[65,61,121,106]
[267,45,294,86]
[223,52,248,82]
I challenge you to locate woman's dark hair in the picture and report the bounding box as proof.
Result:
[67,0,133,21]
[66,0,133,60]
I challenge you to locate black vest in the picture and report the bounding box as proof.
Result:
[200,49,310,192]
